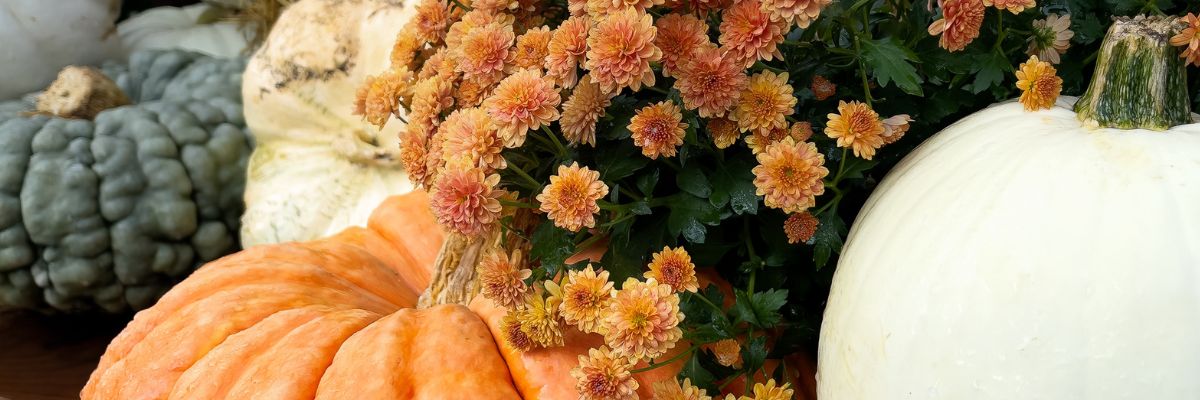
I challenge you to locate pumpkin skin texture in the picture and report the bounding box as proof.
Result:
[818,97,1200,399]
[239,0,416,247]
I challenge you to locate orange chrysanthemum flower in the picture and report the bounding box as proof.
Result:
[515,291,565,348]
[927,0,985,52]
[762,0,832,29]
[412,0,451,45]
[439,108,506,172]
[753,137,828,213]
[417,48,454,81]
[749,380,794,400]
[825,100,886,160]
[478,250,532,309]
[655,13,713,78]
[676,47,749,118]
[571,346,639,400]
[399,120,436,188]
[536,162,609,232]
[708,117,741,149]
[502,312,536,352]
[559,265,615,333]
[429,158,504,236]
[645,247,699,293]
[483,69,561,147]
[629,101,688,159]
[1027,13,1074,64]
[568,0,588,15]
[1171,13,1200,67]
[1015,55,1062,111]
[983,0,1033,14]
[546,16,591,88]
[602,278,683,360]
[586,0,664,17]
[456,77,496,108]
[447,10,515,50]
[561,74,614,147]
[811,75,836,101]
[472,0,518,13]
[745,122,812,155]
[425,128,447,184]
[732,71,796,133]
[391,30,423,70]
[454,21,515,84]
[784,212,819,244]
[719,0,786,68]
[354,67,414,128]
[881,114,913,145]
[708,339,743,368]
[652,378,712,400]
[409,76,455,123]
[509,26,553,71]
[585,8,662,93]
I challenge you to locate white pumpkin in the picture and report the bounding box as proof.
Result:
[117,4,251,59]
[239,0,417,247]
[0,0,120,99]
[818,17,1200,399]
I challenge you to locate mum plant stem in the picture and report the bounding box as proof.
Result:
[630,345,699,373]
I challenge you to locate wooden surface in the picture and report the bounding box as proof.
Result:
[0,310,129,400]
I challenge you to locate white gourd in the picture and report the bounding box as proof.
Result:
[818,17,1200,399]
[0,0,120,99]
[117,4,250,59]
[239,0,417,247]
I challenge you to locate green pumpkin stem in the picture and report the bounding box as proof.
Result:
[1074,16,1192,131]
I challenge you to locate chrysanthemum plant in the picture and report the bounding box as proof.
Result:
[357,0,1200,396]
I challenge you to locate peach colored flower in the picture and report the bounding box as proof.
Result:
[983,0,1033,14]
[478,250,532,309]
[412,0,451,45]
[409,76,455,123]
[676,46,749,118]
[762,0,832,29]
[652,378,712,400]
[430,158,504,236]
[1015,55,1062,111]
[536,162,609,232]
[1027,13,1074,64]
[439,108,505,172]
[571,346,639,400]
[585,8,662,93]
[881,114,913,145]
[454,20,515,84]
[753,137,828,213]
[417,48,455,81]
[399,120,435,188]
[546,16,591,88]
[446,10,515,50]
[561,74,614,147]
[749,380,793,400]
[745,122,812,155]
[425,128,447,183]
[354,67,414,128]
[483,69,561,147]
[509,26,553,71]
[569,0,588,15]
[559,265,615,333]
[708,339,743,368]
[1172,13,1200,67]
[655,13,714,78]
[708,117,740,149]
[719,0,786,68]
[515,291,565,348]
[732,71,796,133]
[502,312,536,352]
[391,30,423,70]
[825,100,886,160]
[602,278,684,360]
[629,101,688,159]
[811,75,836,101]
[784,212,819,244]
[586,0,664,17]
[645,247,699,293]
[927,0,985,52]
[471,0,518,13]
[456,77,496,108]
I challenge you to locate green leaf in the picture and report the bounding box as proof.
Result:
[860,37,924,96]
[741,335,768,374]
[636,168,660,196]
[682,353,717,389]
[1074,13,1105,45]
[667,194,720,243]
[812,208,848,269]
[629,200,652,215]
[839,156,878,181]
[529,223,575,276]
[968,51,1011,94]
[597,141,650,181]
[676,167,712,198]
[709,158,759,215]
[730,289,789,329]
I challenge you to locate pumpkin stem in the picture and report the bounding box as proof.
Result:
[1074,16,1192,131]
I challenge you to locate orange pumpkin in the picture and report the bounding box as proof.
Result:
[82,193,687,399]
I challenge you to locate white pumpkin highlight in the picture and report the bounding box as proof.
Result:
[117,4,251,59]
[818,17,1200,399]
[240,0,418,247]
[0,0,120,99]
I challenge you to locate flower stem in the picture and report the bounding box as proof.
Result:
[505,156,543,190]
[853,36,874,106]
[540,126,569,158]
[993,12,1007,52]
[630,345,699,373]
[645,85,671,95]
[688,291,725,314]
[498,198,538,209]
[449,0,472,11]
